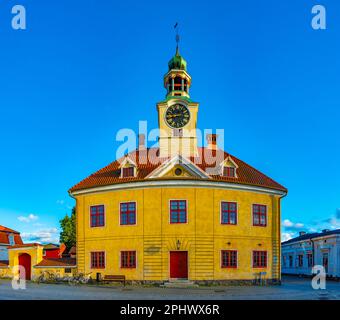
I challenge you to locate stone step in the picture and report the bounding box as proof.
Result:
[161,280,199,288]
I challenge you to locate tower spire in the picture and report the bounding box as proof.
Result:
[174,22,180,55]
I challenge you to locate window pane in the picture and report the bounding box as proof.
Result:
[260,215,266,225]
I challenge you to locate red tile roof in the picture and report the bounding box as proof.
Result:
[0,225,23,245]
[0,226,20,234]
[69,147,287,193]
[34,258,76,268]
[43,243,59,250]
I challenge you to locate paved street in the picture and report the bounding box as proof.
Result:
[0,276,339,300]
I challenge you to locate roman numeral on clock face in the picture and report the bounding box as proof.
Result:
[165,104,190,129]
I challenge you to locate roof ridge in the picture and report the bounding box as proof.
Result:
[0,225,20,234]
[282,229,340,245]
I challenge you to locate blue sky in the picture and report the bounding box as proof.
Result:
[0,0,339,243]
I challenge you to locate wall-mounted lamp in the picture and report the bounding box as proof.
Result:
[176,240,181,250]
[227,242,231,246]
[258,243,262,247]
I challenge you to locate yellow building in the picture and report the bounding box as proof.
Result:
[69,45,287,284]
[1,243,76,281]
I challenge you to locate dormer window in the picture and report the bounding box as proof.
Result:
[223,166,236,178]
[122,167,135,178]
[119,156,137,178]
[8,235,15,246]
[221,156,238,178]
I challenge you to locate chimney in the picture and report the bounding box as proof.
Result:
[299,231,306,236]
[206,134,218,150]
[138,134,146,150]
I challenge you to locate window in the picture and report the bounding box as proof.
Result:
[91,252,105,269]
[307,253,313,267]
[121,251,136,268]
[173,129,183,137]
[322,253,329,273]
[120,202,136,225]
[174,168,183,176]
[90,205,105,227]
[221,250,237,268]
[253,204,267,227]
[298,254,303,267]
[223,167,236,177]
[289,255,293,267]
[8,235,15,246]
[64,268,72,274]
[122,167,134,178]
[253,251,267,268]
[221,202,237,225]
[283,255,286,267]
[170,200,187,223]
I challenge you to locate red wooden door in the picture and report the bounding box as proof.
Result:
[170,251,188,279]
[18,253,31,280]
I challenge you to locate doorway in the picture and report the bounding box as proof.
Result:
[18,253,31,280]
[170,251,188,279]
[322,252,329,274]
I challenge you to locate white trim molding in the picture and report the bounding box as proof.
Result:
[70,179,287,197]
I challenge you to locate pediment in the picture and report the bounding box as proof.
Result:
[146,155,210,179]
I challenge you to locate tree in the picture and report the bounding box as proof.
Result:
[59,207,76,250]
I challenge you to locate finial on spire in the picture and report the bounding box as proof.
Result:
[174,22,180,55]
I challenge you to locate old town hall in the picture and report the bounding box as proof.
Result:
[69,42,287,284]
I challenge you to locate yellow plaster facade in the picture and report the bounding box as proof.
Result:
[74,187,282,282]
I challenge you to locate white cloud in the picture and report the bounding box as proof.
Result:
[281,232,295,242]
[18,214,38,223]
[33,222,43,227]
[282,219,293,227]
[282,219,305,231]
[328,217,340,229]
[21,228,59,244]
[56,200,65,205]
[282,207,340,242]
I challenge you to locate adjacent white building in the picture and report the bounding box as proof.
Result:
[282,229,340,278]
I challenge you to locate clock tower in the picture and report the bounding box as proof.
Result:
[157,45,199,158]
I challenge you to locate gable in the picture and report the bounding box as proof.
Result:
[221,156,238,169]
[161,165,198,178]
[146,155,210,179]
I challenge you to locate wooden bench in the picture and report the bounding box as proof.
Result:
[103,275,126,286]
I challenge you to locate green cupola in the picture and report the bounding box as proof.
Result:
[164,45,191,99]
[168,47,187,71]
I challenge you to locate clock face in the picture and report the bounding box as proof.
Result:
[165,104,190,128]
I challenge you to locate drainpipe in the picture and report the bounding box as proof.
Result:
[278,191,288,283]
[311,238,315,271]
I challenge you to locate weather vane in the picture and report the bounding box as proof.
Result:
[174,22,180,52]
